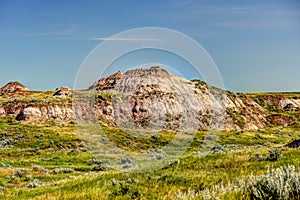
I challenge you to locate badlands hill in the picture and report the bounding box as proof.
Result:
[0,81,29,95]
[0,67,299,131]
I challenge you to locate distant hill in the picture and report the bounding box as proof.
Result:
[0,81,29,94]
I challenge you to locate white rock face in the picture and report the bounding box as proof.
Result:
[90,67,269,130]
[281,98,300,111]
[0,106,6,117]
[23,106,42,117]
[17,105,74,122]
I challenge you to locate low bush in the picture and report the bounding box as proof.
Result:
[266,148,282,161]
[247,165,300,200]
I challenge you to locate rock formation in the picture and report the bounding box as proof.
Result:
[255,94,300,111]
[89,66,269,130]
[0,67,299,131]
[16,105,73,122]
[53,86,72,98]
[0,81,29,95]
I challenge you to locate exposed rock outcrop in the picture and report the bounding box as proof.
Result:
[0,81,29,95]
[88,67,269,130]
[16,104,73,122]
[89,71,123,90]
[268,114,294,126]
[53,86,72,98]
[255,94,300,111]
[0,106,6,117]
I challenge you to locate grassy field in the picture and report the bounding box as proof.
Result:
[0,116,299,199]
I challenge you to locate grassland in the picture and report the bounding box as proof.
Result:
[0,116,299,199]
[0,91,72,106]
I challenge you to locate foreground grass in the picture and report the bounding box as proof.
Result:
[0,117,299,199]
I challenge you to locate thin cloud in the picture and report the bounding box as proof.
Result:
[89,37,162,41]
[19,25,79,37]
[63,37,164,41]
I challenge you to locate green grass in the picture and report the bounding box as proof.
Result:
[0,91,72,106]
[0,117,299,199]
[244,92,300,99]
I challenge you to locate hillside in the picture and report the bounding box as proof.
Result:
[0,67,299,131]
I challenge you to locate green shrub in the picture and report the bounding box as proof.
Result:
[266,148,282,161]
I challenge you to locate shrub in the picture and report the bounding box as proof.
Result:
[151,134,161,140]
[168,159,180,167]
[110,180,140,199]
[0,138,14,146]
[1,163,12,168]
[28,179,43,188]
[93,162,111,171]
[204,135,214,141]
[13,169,28,178]
[0,186,5,192]
[249,152,264,162]
[52,168,74,174]
[211,144,227,154]
[118,157,133,165]
[93,164,105,171]
[247,165,300,200]
[32,165,48,173]
[148,149,165,160]
[118,157,134,169]
[266,148,282,161]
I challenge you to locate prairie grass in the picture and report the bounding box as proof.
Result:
[0,117,299,199]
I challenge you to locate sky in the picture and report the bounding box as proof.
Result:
[0,0,300,92]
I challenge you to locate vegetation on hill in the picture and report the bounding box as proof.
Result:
[0,116,299,199]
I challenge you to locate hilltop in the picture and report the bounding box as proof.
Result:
[0,81,29,95]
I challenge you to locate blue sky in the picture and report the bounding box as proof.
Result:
[0,0,299,92]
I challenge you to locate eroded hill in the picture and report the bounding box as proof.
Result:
[0,67,299,131]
